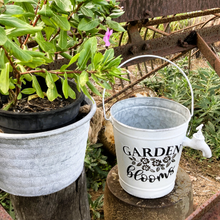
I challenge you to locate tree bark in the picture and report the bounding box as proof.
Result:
[10,168,90,220]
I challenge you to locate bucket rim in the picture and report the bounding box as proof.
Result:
[0,96,96,139]
[110,97,191,132]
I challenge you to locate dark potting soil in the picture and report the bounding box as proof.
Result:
[9,97,74,113]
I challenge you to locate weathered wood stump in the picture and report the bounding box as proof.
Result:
[104,165,193,220]
[10,168,90,220]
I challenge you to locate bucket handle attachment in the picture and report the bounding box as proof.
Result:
[103,55,194,121]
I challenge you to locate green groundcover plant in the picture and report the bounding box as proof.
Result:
[143,57,220,159]
[0,0,126,110]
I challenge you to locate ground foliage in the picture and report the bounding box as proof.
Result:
[142,56,220,159]
[85,142,113,219]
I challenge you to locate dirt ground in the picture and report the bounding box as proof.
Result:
[180,151,220,210]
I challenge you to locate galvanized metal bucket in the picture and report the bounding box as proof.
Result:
[103,55,211,199]
[0,97,96,196]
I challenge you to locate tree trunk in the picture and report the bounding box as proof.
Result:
[10,168,90,220]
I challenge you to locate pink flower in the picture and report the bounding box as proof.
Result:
[103,28,113,47]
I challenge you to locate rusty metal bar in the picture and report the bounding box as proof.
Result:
[185,190,220,220]
[0,205,13,220]
[147,26,170,36]
[196,33,220,77]
[116,0,220,23]
[97,50,189,107]
[42,24,220,71]
[113,24,220,66]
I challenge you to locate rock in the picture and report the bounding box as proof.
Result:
[216,176,220,181]
[189,175,197,182]
[99,119,116,156]
[88,108,103,144]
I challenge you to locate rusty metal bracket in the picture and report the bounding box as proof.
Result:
[0,205,13,220]
[112,24,220,66]
[196,33,220,77]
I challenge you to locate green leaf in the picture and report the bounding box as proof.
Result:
[44,26,55,41]
[106,20,125,32]
[110,10,124,19]
[0,48,5,69]
[24,50,46,58]
[11,0,37,4]
[54,0,73,12]
[17,92,22,100]
[86,80,101,96]
[78,18,99,31]
[38,4,54,17]
[6,26,43,38]
[32,75,44,98]
[15,2,35,14]
[1,101,13,111]
[58,29,67,50]
[60,52,72,60]
[103,56,122,70]
[68,85,76,99]
[0,63,10,94]
[51,14,70,31]
[35,32,56,53]
[0,27,7,45]
[60,53,80,71]
[101,81,112,90]
[207,121,215,133]
[102,48,114,65]
[79,71,89,87]
[23,74,32,82]
[78,37,97,69]
[4,38,33,62]
[92,52,103,69]
[45,72,58,101]
[21,88,36,94]
[91,0,108,5]
[41,16,57,28]
[16,57,46,68]
[81,85,92,100]
[0,14,33,28]
[4,5,24,16]
[80,6,94,18]
[62,72,68,99]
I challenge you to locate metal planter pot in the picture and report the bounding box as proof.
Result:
[0,78,85,134]
[0,97,96,196]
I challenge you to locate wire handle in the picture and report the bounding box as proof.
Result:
[103,55,194,121]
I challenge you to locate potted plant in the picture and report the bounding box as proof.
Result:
[0,0,125,196]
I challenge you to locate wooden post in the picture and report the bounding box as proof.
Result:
[104,165,193,220]
[10,168,90,220]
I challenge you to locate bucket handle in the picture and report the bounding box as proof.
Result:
[103,55,194,121]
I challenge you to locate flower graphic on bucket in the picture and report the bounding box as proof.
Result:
[152,159,162,167]
[141,158,150,164]
[163,156,171,163]
[142,164,150,171]
[128,154,177,173]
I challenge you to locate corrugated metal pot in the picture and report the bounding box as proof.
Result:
[0,97,96,196]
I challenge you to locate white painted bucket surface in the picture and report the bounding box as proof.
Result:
[110,97,190,198]
[102,55,197,199]
[0,97,96,196]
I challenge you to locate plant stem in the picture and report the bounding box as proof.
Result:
[2,46,21,105]
[20,69,96,75]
